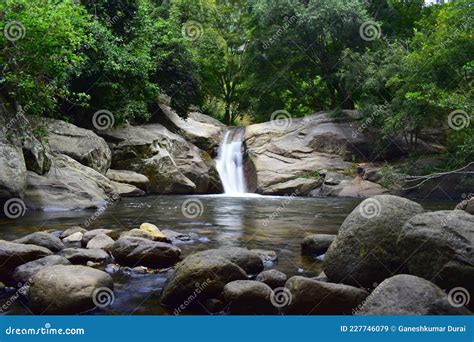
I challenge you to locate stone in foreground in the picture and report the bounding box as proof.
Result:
[256,269,288,289]
[28,265,113,314]
[195,248,264,275]
[222,280,276,314]
[13,255,71,284]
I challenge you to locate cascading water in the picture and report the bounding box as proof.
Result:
[216,128,248,195]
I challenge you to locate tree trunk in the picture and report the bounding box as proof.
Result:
[224,102,231,126]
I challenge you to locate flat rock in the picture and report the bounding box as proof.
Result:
[106,169,150,192]
[63,232,84,244]
[59,248,111,265]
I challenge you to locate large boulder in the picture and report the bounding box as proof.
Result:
[222,280,276,314]
[13,255,71,284]
[194,248,264,275]
[161,252,247,307]
[59,248,111,265]
[301,234,335,256]
[99,123,222,194]
[323,195,424,287]
[28,265,113,314]
[285,276,369,315]
[106,169,150,192]
[24,153,119,211]
[0,240,53,284]
[397,211,474,299]
[110,237,181,268]
[356,274,471,315]
[0,140,27,206]
[40,118,112,174]
[14,232,65,253]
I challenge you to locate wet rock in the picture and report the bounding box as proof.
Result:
[251,249,278,266]
[323,195,424,287]
[356,275,470,315]
[222,280,276,314]
[86,234,115,251]
[301,234,335,256]
[13,255,71,284]
[139,223,169,242]
[14,232,65,253]
[195,248,264,275]
[59,248,111,265]
[256,269,288,289]
[28,265,113,314]
[60,226,87,239]
[110,237,181,268]
[106,169,150,192]
[63,232,84,244]
[0,241,53,284]
[82,229,119,246]
[161,253,247,307]
[285,276,368,315]
[162,230,193,244]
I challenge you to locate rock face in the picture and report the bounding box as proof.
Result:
[161,252,247,307]
[24,153,118,211]
[13,255,71,284]
[99,123,222,194]
[110,237,181,268]
[0,240,53,284]
[41,118,112,174]
[222,280,276,314]
[285,276,368,315]
[195,248,264,275]
[59,248,111,265]
[28,265,113,314]
[323,195,424,287]
[14,232,65,253]
[316,178,388,198]
[301,234,335,256]
[356,274,470,315]
[0,140,27,204]
[256,269,288,289]
[110,181,146,197]
[397,211,474,298]
[106,169,150,192]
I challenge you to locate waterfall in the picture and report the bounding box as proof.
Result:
[216,128,247,195]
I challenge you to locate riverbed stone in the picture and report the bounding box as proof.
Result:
[14,232,65,253]
[139,223,169,242]
[256,269,288,289]
[284,276,369,315]
[250,249,278,266]
[13,255,71,284]
[110,237,181,268]
[0,241,53,284]
[356,274,470,315]
[323,195,424,287]
[60,226,87,239]
[161,252,247,307]
[162,230,193,244]
[63,232,84,244]
[196,248,264,275]
[82,229,119,246]
[59,248,111,265]
[86,234,115,251]
[301,234,335,256]
[28,265,113,314]
[222,280,276,314]
[397,210,474,302]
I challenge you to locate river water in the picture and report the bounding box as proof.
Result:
[0,195,454,315]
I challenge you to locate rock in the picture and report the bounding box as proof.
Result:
[110,237,181,268]
[397,211,474,301]
[250,249,278,265]
[111,181,145,197]
[196,248,264,275]
[301,234,335,256]
[456,196,474,215]
[14,232,65,253]
[202,298,225,314]
[139,223,169,242]
[106,169,150,192]
[0,240,53,284]
[21,135,51,175]
[13,255,71,284]
[63,232,83,244]
[317,179,389,198]
[222,280,276,314]
[0,140,27,205]
[40,118,112,174]
[59,248,111,265]
[323,171,349,185]
[256,270,288,289]
[162,230,193,244]
[189,112,226,127]
[323,195,424,287]
[161,252,247,307]
[28,265,113,314]
[82,229,119,246]
[312,271,329,282]
[120,229,153,240]
[24,153,119,211]
[285,276,369,315]
[356,275,470,315]
[86,234,115,250]
[60,226,87,239]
